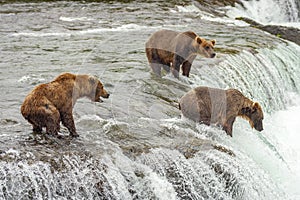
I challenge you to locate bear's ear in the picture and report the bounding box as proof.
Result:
[253,102,260,108]
[88,75,97,85]
[251,102,260,113]
[211,40,216,46]
[195,36,202,44]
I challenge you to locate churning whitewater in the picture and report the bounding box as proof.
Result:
[0,0,299,199]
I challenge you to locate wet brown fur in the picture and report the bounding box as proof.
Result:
[179,87,264,136]
[21,73,109,137]
[145,29,216,78]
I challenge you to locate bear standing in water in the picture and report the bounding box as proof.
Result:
[21,73,110,137]
[145,29,216,78]
[179,87,264,136]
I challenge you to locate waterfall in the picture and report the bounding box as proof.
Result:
[226,0,300,24]
[0,0,299,199]
[0,128,288,200]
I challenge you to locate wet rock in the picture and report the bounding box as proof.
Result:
[212,145,235,157]
[121,143,152,158]
[0,119,18,126]
[236,17,300,45]
[175,138,235,159]
[196,0,241,7]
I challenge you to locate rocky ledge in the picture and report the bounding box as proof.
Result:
[236,17,300,45]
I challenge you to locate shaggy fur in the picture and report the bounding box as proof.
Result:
[179,87,264,136]
[145,29,216,78]
[21,73,109,137]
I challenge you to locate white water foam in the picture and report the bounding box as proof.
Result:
[12,24,153,37]
[18,74,46,84]
[172,4,249,26]
[264,99,300,198]
[59,16,94,22]
[143,171,177,200]
[174,4,202,13]
[201,15,250,26]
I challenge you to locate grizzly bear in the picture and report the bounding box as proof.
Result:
[21,73,110,137]
[179,87,264,136]
[145,29,216,78]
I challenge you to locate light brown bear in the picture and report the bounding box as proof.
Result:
[21,73,110,137]
[145,29,216,78]
[179,87,264,136]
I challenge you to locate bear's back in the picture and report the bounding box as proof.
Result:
[53,73,76,83]
[146,29,179,50]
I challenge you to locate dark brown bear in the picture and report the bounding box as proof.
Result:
[179,87,264,136]
[21,73,110,137]
[145,29,216,78]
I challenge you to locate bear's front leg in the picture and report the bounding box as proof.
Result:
[223,124,233,137]
[61,112,78,137]
[223,117,236,137]
[182,55,196,77]
[182,61,192,77]
[45,109,61,136]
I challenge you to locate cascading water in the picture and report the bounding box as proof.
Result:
[0,0,299,199]
[226,0,300,24]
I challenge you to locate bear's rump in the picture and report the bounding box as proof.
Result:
[180,91,203,122]
[24,95,59,119]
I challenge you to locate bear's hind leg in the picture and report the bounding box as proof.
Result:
[146,48,163,76]
[43,104,61,136]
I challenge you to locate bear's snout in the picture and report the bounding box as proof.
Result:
[102,93,110,98]
[257,126,263,132]
[254,121,263,132]
[101,89,109,98]
[211,53,216,58]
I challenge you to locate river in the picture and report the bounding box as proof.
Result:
[0,0,299,199]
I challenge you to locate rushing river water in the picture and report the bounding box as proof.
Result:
[0,0,300,199]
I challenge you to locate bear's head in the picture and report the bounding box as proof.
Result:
[88,76,110,102]
[194,36,216,58]
[241,102,264,131]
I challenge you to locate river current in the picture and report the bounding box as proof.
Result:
[0,0,299,199]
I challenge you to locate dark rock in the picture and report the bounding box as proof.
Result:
[213,145,235,157]
[196,0,241,7]
[236,17,300,45]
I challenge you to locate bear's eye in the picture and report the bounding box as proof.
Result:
[205,46,210,50]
